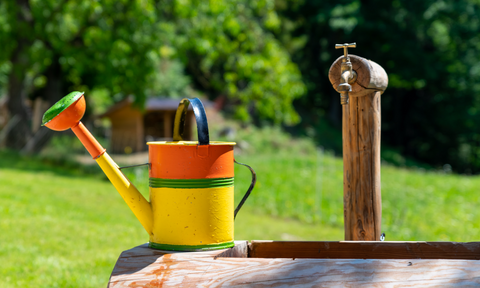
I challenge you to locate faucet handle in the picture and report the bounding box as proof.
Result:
[335,42,356,59]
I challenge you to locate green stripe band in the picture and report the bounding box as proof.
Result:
[149,241,235,251]
[149,177,234,188]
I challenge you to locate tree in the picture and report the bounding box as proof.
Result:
[0,0,306,152]
[278,0,480,172]
[158,0,306,125]
[0,0,167,150]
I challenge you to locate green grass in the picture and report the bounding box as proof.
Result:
[381,165,480,241]
[235,150,480,242]
[3,125,480,286]
[223,125,480,241]
[0,150,341,287]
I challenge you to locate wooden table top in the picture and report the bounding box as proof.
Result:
[108,241,480,287]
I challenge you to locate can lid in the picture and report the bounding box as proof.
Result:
[147,141,236,146]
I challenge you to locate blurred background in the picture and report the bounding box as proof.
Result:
[1,0,480,287]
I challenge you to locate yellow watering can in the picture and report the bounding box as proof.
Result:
[42,92,256,251]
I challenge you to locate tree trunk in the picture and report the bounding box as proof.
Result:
[5,49,32,149]
[43,55,63,106]
[22,55,63,154]
[4,0,34,150]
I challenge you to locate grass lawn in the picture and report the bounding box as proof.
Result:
[0,150,341,287]
[234,151,480,242]
[2,137,480,287]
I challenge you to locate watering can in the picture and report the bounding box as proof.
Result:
[41,92,256,251]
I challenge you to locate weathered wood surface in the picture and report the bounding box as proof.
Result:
[249,241,480,260]
[328,54,386,241]
[108,242,249,287]
[214,241,248,259]
[328,54,388,97]
[342,91,382,241]
[108,242,480,287]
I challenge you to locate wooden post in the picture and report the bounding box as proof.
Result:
[136,113,144,152]
[163,111,173,139]
[329,54,388,241]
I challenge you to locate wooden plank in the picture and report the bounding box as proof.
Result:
[344,97,362,240]
[109,242,248,284]
[163,111,173,138]
[249,241,480,260]
[215,241,248,259]
[108,243,480,287]
[371,91,382,238]
[136,113,144,152]
[342,103,353,240]
[358,93,375,240]
[359,92,382,240]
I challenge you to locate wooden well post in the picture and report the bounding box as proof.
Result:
[328,44,388,241]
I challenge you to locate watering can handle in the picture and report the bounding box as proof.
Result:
[173,98,209,145]
[234,159,257,220]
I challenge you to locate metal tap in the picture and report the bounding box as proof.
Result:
[335,43,357,105]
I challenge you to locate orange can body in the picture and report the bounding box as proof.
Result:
[147,141,237,251]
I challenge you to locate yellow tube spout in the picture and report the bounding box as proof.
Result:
[96,152,153,236]
[41,92,153,236]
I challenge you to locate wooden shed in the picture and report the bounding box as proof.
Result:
[102,98,203,154]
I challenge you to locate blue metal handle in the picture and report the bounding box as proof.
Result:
[173,98,209,145]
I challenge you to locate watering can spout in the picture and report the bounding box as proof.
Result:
[95,152,153,235]
[42,92,153,236]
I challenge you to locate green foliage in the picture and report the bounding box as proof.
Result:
[3,0,480,173]
[0,62,10,96]
[163,0,306,124]
[146,59,191,98]
[278,0,480,173]
[0,0,305,143]
[0,0,191,111]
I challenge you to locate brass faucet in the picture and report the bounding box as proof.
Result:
[335,43,357,105]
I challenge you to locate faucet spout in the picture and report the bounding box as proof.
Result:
[340,70,354,85]
[335,43,357,105]
[337,70,356,105]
